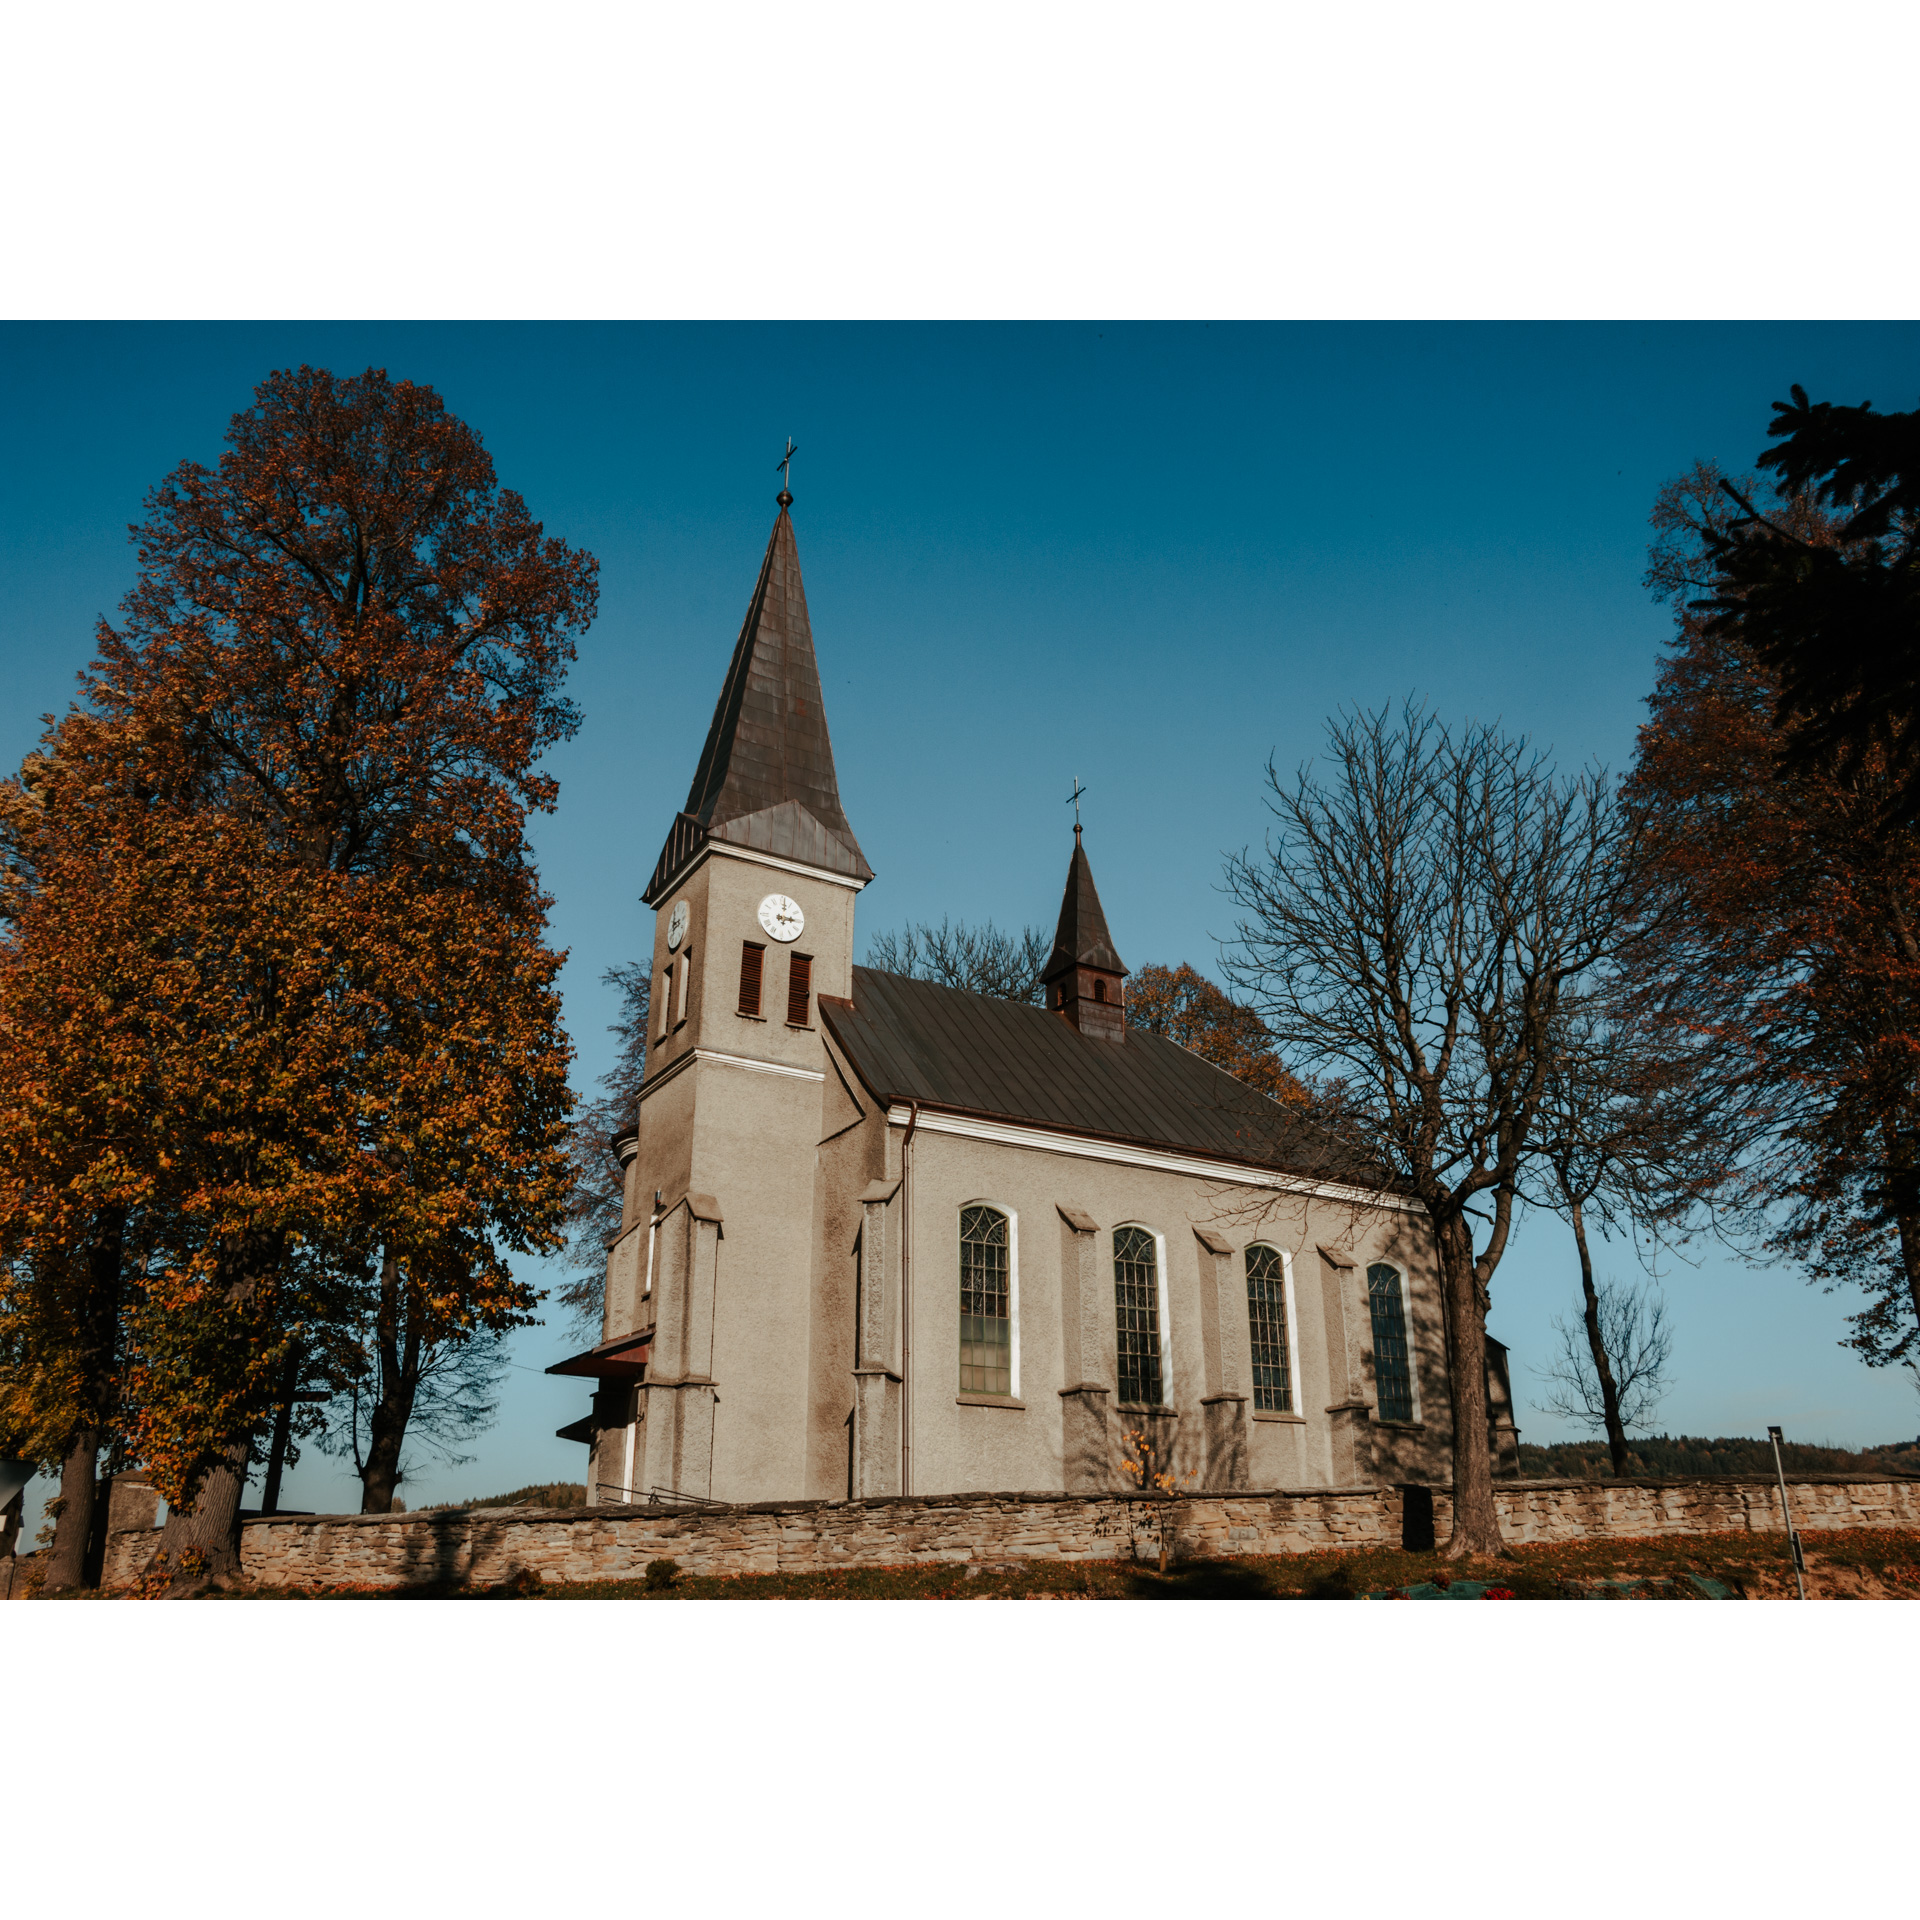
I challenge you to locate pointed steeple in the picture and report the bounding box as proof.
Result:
[1042,826,1128,1041]
[646,496,873,904]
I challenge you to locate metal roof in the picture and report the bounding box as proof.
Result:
[646,500,872,904]
[822,966,1378,1185]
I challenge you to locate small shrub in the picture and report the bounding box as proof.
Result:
[645,1558,680,1592]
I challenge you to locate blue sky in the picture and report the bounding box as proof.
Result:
[5,320,1919,1525]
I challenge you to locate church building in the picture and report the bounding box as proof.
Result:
[552,488,1517,1506]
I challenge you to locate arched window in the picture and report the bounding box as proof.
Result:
[1246,1244,1292,1413]
[960,1206,1012,1396]
[1366,1262,1415,1423]
[1113,1225,1163,1406]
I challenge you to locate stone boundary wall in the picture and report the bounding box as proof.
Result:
[92,1473,1920,1592]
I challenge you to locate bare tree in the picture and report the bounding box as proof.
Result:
[1525,994,1723,1474]
[1223,703,1635,1556]
[556,963,649,1338]
[1535,1278,1673,1440]
[312,1292,507,1507]
[866,919,1050,1003]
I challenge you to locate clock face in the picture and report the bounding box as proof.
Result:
[666,901,689,951]
[757,892,805,943]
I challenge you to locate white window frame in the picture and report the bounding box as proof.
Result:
[959,1201,1020,1398]
[1246,1242,1302,1416]
[1366,1259,1420,1424]
[1153,1230,1170,1404]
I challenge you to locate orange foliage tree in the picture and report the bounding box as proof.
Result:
[1625,458,1920,1367]
[0,366,595,1590]
[1124,962,1306,1103]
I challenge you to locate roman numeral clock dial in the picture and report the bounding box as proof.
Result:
[757,893,805,942]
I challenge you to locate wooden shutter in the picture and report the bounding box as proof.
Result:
[786,952,812,1027]
[738,942,765,1016]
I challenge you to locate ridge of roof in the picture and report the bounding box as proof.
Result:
[645,502,872,903]
[823,966,1388,1192]
[1042,828,1126,981]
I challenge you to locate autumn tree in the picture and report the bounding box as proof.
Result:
[1625,451,1920,1370]
[1224,705,1635,1556]
[866,919,1050,1003]
[274,865,571,1517]
[0,365,596,1587]
[0,716,373,1588]
[1125,962,1305,1103]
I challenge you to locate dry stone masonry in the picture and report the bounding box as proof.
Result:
[93,1473,1920,1592]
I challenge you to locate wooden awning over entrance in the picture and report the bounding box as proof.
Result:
[545,1328,652,1384]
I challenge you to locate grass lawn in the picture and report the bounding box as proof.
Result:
[210,1524,1920,1599]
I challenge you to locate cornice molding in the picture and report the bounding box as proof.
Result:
[652,837,870,905]
[883,1104,1424,1214]
[641,1046,827,1105]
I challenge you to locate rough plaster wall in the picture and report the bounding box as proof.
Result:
[805,1068,882,1500]
[697,1069,821,1503]
[634,851,864,1506]
[896,1125,1453,1501]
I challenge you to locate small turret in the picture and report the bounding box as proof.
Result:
[1041,826,1128,1041]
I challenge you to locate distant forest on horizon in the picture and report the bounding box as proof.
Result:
[1517,1434,1920,1480]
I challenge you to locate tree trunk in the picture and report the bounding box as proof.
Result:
[1439,1214,1503,1559]
[1570,1199,1632,1476]
[142,1237,279,1596]
[360,1249,421,1514]
[38,1433,99,1597]
[146,1437,251,1595]
[260,1345,301,1515]
[38,1206,128,1596]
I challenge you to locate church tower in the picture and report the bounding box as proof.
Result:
[1042,825,1129,1041]
[575,483,871,1506]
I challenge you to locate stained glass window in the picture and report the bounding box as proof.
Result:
[1246,1244,1292,1413]
[960,1206,1011,1396]
[1114,1225,1163,1406]
[1367,1262,1415,1423]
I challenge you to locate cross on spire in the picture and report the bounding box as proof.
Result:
[777,436,798,504]
[1067,775,1087,835]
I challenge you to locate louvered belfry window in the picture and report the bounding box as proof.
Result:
[786,952,813,1027]
[959,1206,1012,1396]
[738,942,764,1017]
[1246,1244,1292,1413]
[1113,1225,1163,1406]
[1367,1263,1415,1423]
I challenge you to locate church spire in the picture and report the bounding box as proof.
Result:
[1042,825,1128,1041]
[645,492,873,904]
